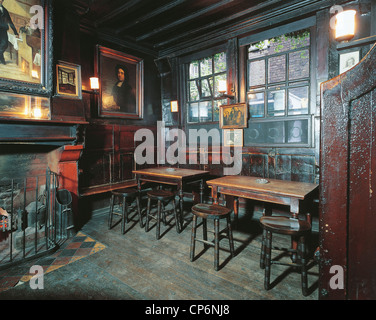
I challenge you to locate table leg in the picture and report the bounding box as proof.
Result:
[199,179,204,203]
[211,186,219,205]
[290,199,300,262]
[233,196,239,228]
[178,182,184,226]
[136,177,141,192]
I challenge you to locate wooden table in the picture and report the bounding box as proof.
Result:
[206,175,318,220]
[133,167,210,215]
[206,175,318,256]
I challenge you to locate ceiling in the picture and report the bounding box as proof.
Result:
[72,0,342,57]
[73,0,316,56]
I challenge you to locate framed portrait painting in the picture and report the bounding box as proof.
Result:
[219,103,248,129]
[0,0,53,96]
[97,45,144,119]
[56,61,82,99]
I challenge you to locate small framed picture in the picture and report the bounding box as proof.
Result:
[223,129,243,147]
[219,103,248,129]
[339,51,359,74]
[56,61,82,99]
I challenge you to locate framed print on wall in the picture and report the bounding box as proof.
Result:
[97,45,144,119]
[219,103,248,129]
[56,61,82,99]
[223,129,243,147]
[0,0,53,96]
[339,50,359,74]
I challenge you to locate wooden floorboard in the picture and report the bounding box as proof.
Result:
[0,201,319,301]
[80,202,319,300]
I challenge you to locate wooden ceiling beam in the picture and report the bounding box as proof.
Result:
[116,0,188,34]
[158,0,330,57]
[135,0,234,42]
[95,0,143,26]
[153,0,283,48]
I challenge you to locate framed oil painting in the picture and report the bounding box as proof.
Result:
[219,103,248,129]
[96,45,144,119]
[56,61,82,99]
[0,0,53,96]
[223,129,243,147]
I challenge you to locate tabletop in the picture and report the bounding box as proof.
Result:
[206,175,318,200]
[133,167,210,179]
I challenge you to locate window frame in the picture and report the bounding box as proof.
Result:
[240,21,316,148]
[247,31,311,119]
[180,45,229,125]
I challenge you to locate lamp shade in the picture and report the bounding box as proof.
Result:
[90,77,99,90]
[218,79,227,93]
[170,100,178,112]
[335,10,356,42]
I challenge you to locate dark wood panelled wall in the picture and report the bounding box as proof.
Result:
[53,1,161,195]
[320,43,376,300]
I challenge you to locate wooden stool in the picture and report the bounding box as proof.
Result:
[190,203,235,271]
[259,215,311,296]
[145,189,180,240]
[108,188,143,234]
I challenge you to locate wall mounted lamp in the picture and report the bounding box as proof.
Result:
[90,77,99,91]
[335,10,356,42]
[218,79,235,99]
[170,100,179,112]
[82,76,99,94]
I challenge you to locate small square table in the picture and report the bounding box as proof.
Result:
[133,167,210,215]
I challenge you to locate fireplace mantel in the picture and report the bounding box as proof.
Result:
[0,119,88,146]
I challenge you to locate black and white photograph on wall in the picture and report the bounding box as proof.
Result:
[339,50,359,74]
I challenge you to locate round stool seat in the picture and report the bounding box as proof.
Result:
[147,189,175,201]
[260,216,311,236]
[192,203,231,219]
[112,188,138,197]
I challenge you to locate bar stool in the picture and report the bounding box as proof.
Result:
[190,203,235,271]
[145,189,180,240]
[259,215,311,296]
[108,188,143,234]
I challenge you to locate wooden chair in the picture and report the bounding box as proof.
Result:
[108,188,143,234]
[190,203,235,271]
[259,215,311,296]
[145,189,180,240]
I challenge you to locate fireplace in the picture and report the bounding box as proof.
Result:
[0,121,84,269]
[0,168,63,269]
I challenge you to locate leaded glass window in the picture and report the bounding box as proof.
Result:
[246,29,311,145]
[187,52,227,123]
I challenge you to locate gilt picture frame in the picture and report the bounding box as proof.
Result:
[219,103,248,129]
[0,0,53,96]
[97,45,144,119]
[56,61,82,99]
